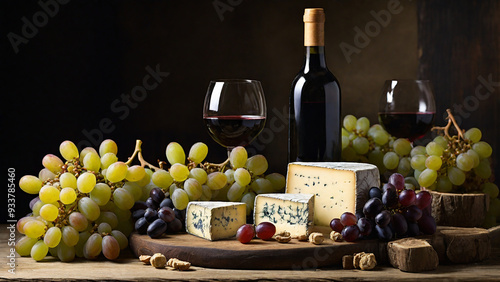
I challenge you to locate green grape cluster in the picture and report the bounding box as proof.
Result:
[160,143,286,216]
[341,114,499,228]
[410,128,499,227]
[342,114,410,178]
[17,139,136,262]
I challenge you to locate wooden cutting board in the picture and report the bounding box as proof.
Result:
[129,230,385,270]
[129,226,500,270]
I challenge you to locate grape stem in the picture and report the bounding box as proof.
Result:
[431,109,464,139]
[125,140,161,171]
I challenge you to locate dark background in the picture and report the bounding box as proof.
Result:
[1,0,498,223]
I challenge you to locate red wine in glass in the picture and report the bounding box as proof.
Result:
[203,79,267,153]
[203,115,266,148]
[378,112,435,142]
[378,80,436,142]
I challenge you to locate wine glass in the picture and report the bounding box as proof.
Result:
[203,79,267,155]
[378,79,436,142]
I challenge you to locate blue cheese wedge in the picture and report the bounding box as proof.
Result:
[286,162,379,226]
[254,193,314,237]
[185,201,246,241]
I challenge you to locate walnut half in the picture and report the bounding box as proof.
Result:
[308,232,324,245]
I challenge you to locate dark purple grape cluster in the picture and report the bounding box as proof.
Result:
[132,187,185,238]
[330,173,436,242]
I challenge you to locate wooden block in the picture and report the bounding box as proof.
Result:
[439,227,490,264]
[342,255,354,270]
[490,225,500,247]
[387,238,439,272]
[430,191,489,227]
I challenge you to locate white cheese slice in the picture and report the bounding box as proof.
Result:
[254,193,314,237]
[185,201,246,241]
[286,162,379,226]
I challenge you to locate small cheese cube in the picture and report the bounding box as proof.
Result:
[186,201,246,241]
[254,193,314,238]
[286,162,379,226]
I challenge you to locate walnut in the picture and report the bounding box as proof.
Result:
[275,231,291,243]
[353,252,366,269]
[359,253,377,270]
[296,234,308,241]
[167,258,191,271]
[308,232,324,245]
[139,255,151,264]
[150,253,167,268]
[330,231,344,242]
[342,255,354,270]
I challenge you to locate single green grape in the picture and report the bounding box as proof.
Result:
[464,127,482,143]
[447,166,466,186]
[433,135,448,149]
[184,178,202,201]
[99,139,118,157]
[472,141,492,159]
[383,152,399,170]
[188,142,208,164]
[343,115,357,132]
[353,136,369,155]
[206,172,227,190]
[411,155,427,171]
[106,162,128,183]
[44,226,62,248]
[227,182,246,202]
[456,153,474,172]
[436,176,453,192]
[481,182,499,199]
[101,153,118,169]
[60,188,77,205]
[474,159,492,179]
[19,175,43,194]
[152,169,174,188]
[90,183,111,206]
[418,168,438,188]
[410,146,427,157]
[126,165,146,182]
[426,142,444,156]
[40,204,59,222]
[60,172,77,189]
[83,152,101,172]
[355,117,370,135]
[31,240,49,261]
[393,138,412,156]
[189,168,208,185]
[234,168,251,187]
[230,146,248,169]
[166,142,186,165]
[39,185,60,204]
[59,140,79,161]
[171,188,190,210]
[425,155,442,170]
[77,172,96,193]
[246,155,268,175]
[169,163,190,182]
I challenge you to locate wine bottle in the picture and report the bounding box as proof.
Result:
[288,8,341,162]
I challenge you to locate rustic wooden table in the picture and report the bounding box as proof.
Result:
[1,224,500,281]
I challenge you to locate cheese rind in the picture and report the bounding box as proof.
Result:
[254,193,314,237]
[286,162,379,226]
[186,201,246,241]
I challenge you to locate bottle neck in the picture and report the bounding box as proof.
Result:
[304,46,328,72]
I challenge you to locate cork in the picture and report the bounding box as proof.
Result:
[304,8,325,46]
